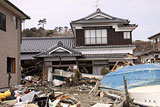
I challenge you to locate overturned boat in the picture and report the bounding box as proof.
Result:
[99,63,160,106]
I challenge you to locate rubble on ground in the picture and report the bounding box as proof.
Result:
[0,75,115,107]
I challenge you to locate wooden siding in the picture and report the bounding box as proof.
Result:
[76,29,84,46]
[75,27,132,46]
[108,28,132,45]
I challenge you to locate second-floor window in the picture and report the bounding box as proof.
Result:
[85,29,107,44]
[123,32,130,39]
[0,12,6,31]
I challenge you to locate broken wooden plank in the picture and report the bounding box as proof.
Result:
[111,61,119,72]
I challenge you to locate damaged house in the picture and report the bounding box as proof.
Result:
[138,32,160,63]
[0,0,30,88]
[21,9,137,80]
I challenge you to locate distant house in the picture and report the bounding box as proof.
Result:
[139,33,160,63]
[21,9,137,81]
[0,0,30,88]
[148,33,160,49]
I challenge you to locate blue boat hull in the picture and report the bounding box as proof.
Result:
[100,63,160,91]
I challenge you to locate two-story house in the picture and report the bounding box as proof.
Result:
[0,0,30,88]
[138,32,160,63]
[21,9,137,81]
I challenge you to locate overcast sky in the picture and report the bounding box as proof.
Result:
[11,0,160,40]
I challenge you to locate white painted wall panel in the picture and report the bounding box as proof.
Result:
[77,48,133,54]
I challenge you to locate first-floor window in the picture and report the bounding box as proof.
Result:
[123,32,130,39]
[7,57,16,73]
[85,29,107,44]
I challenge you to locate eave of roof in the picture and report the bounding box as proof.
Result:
[75,45,136,49]
[137,49,160,56]
[118,24,138,27]
[148,32,160,40]
[84,53,127,58]
[1,0,30,19]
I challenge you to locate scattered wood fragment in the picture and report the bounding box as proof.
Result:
[88,80,100,96]
[111,61,119,72]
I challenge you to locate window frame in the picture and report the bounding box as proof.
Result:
[85,29,108,45]
[0,12,6,31]
[16,17,18,29]
[7,57,16,73]
[123,32,131,39]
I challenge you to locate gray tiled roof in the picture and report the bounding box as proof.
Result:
[118,24,137,27]
[84,53,128,58]
[137,49,160,57]
[35,41,82,58]
[21,36,75,53]
[75,45,135,49]
[71,8,129,24]
[21,54,36,60]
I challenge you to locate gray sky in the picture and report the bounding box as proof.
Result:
[11,0,160,40]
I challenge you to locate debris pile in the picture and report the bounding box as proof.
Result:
[0,75,82,107]
[0,71,136,107]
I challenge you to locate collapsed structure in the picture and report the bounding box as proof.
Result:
[21,8,137,80]
[138,32,160,63]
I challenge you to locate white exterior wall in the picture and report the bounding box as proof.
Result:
[76,47,134,55]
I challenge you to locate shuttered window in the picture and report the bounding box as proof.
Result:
[0,12,6,31]
[85,29,107,44]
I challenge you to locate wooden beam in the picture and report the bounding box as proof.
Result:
[123,76,130,107]
[111,61,119,72]
[123,61,130,66]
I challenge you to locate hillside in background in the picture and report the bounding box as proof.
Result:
[22,27,73,37]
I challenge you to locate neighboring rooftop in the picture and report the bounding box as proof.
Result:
[148,32,160,40]
[21,36,75,53]
[137,49,160,56]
